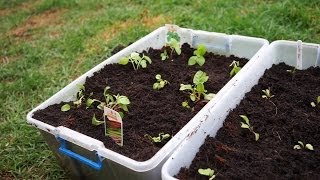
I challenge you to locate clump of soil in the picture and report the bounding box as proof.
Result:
[33,44,248,161]
[176,63,320,179]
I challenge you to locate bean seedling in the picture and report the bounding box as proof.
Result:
[119,52,152,70]
[153,74,169,90]
[144,133,171,143]
[310,96,320,108]
[294,141,314,151]
[188,44,206,66]
[229,61,241,77]
[180,70,215,102]
[239,115,260,141]
[198,168,216,180]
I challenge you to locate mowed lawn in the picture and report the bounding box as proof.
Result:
[0,0,319,179]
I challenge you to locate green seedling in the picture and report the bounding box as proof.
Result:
[262,87,274,99]
[262,87,278,115]
[60,84,85,112]
[294,141,314,151]
[310,96,320,108]
[165,32,181,58]
[160,50,169,61]
[182,101,190,109]
[153,74,169,90]
[91,113,104,126]
[97,86,130,118]
[188,44,206,66]
[229,61,241,77]
[145,133,170,143]
[119,52,152,70]
[239,115,260,141]
[198,168,216,180]
[61,104,71,112]
[180,70,215,102]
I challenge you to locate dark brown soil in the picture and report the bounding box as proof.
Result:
[176,63,320,179]
[33,44,248,161]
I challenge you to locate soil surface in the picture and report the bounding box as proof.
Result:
[33,44,248,161]
[176,63,320,179]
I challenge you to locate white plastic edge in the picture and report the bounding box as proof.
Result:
[26,25,269,172]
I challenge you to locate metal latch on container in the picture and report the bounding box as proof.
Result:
[56,137,104,171]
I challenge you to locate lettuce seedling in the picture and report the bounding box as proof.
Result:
[96,86,130,118]
[239,115,260,141]
[198,168,216,180]
[153,74,169,90]
[310,96,320,108]
[145,133,170,143]
[229,61,241,77]
[119,52,152,70]
[188,44,206,66]
[180,71,215,102]
[91,113,104,126]
[294,141,314,151]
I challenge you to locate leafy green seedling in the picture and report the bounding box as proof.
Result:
[262,87,274,99]
[310,96,320,108]
[61,104,70,112]
[153,74,169,90]
[97,86,130,118]
[182,101,190,109]
[294,141,314,151]
[188,44,206,66]
[198,168,216,180]
[229,61,241,77]
[180,71,215,102]
[239,115,260,141]
[160,50,169,61]
[145,133,171,143]
[91,114,104,126]
[73,84,85,107]
[119,52,152,70]
[165,32,181,58]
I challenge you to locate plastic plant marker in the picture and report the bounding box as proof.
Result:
[296,40,302,69]
[104,106,123,146]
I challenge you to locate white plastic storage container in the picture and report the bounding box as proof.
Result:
[26,25,268,180]
[161,40,320,179]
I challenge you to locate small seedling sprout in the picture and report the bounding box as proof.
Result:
[294,141,314,151]
[188,44,206,66]
[180,70,215,102]
[198,168,216,180]
[160,50,169,61]
[145,133,171,143]
[119,52,152,70]
[182,101,190,109]
[91,113,104,126]
[239,115,260,141]
[153,74,169,90]
[96,86,130,118]
[310,96,320,108]
[164,32,181,59]
[229,61,241,77]
[61,104,70,112]
[261,87,277,115]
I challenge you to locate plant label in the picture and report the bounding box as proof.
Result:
[104,107,123,146]
[296,40,302,69]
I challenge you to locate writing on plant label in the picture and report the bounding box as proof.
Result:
[104,106,123,146]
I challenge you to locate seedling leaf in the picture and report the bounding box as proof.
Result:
[311,102,316,107]
[193,71,208,84]
[198,168,215,178]
[188,56,197,65]
[239,115,249,125]
[119,57,129,65]
[254,133,260,141]
[306,144,314,150]
[180,84,193,91]
[240,122,249,129]
[294,145,302,149]
[92,114,104,126]
[61,104,70,112]
[204,93,215,101]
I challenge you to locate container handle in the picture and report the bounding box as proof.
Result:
[57,137,103,171]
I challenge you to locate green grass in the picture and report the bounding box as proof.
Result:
[0,0,319,178]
